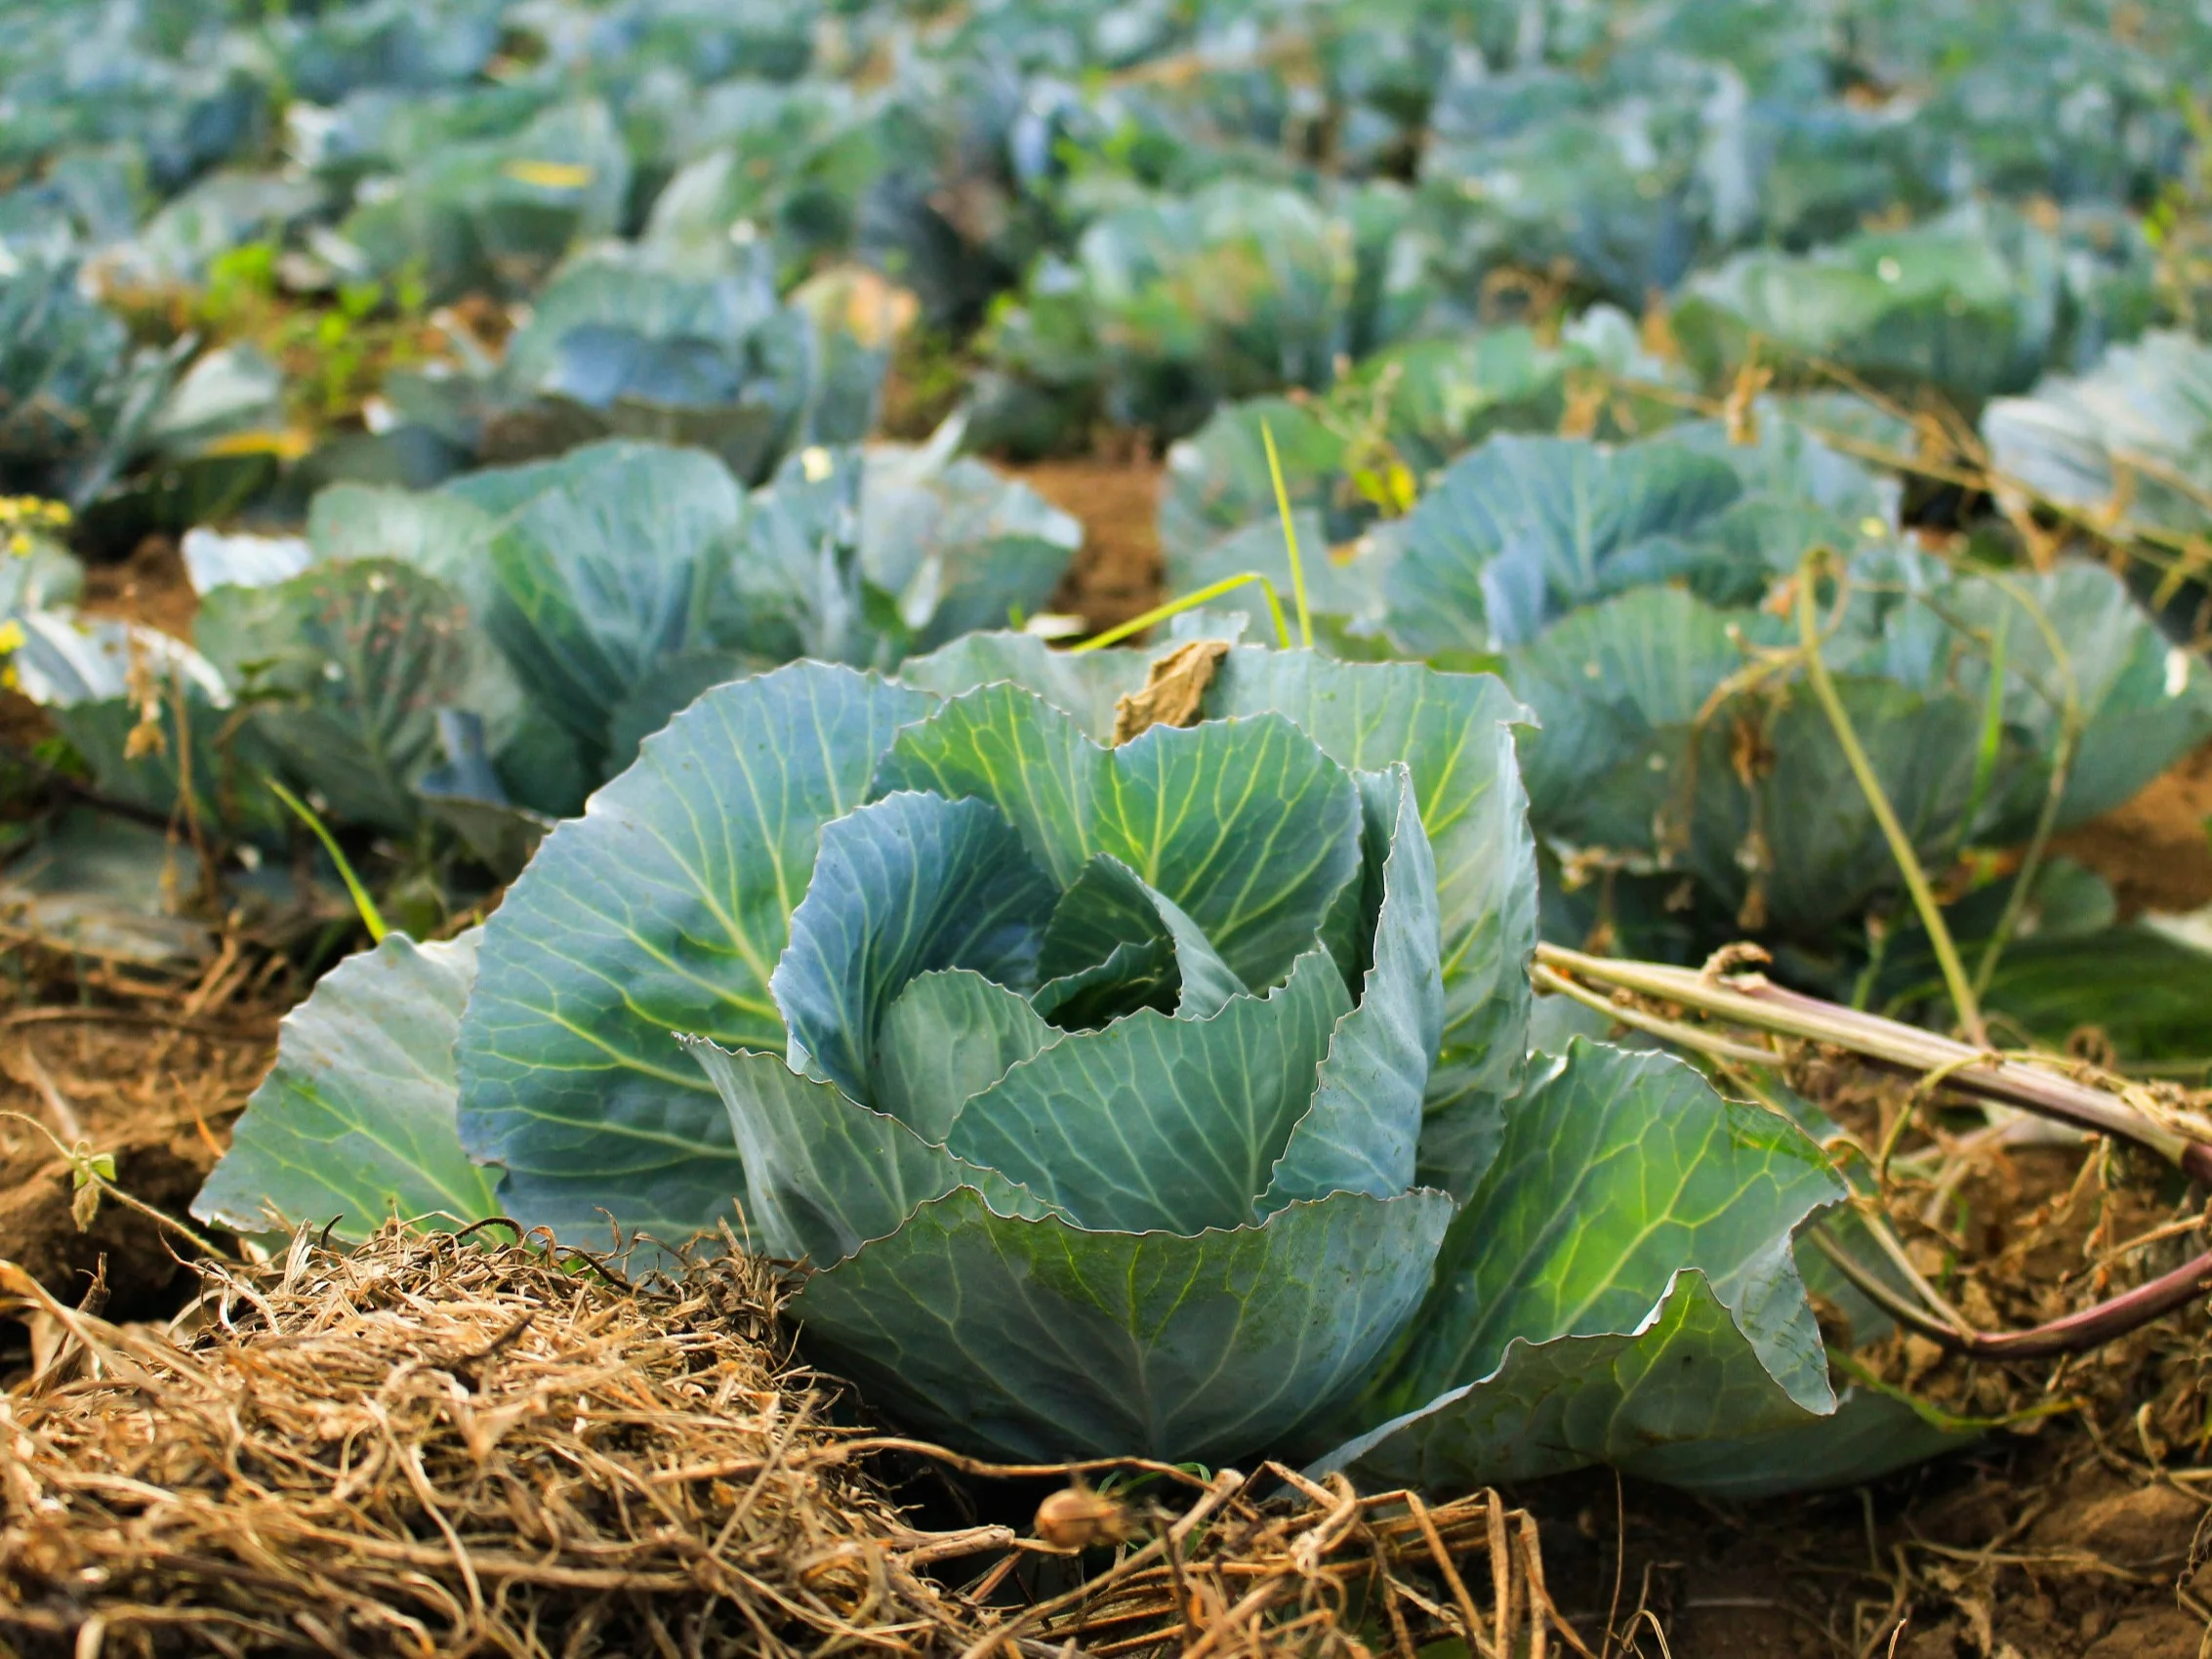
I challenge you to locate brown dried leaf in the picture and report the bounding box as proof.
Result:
[1111,637,1230,746]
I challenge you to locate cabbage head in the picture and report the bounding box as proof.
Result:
[685,679,1457,1461]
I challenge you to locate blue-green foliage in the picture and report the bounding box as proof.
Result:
[199,628,1924,1492]
[11,435,1081,850]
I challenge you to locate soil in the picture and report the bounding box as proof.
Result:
[75,533,197,640]
[1527,1448,2211,1659]
[0,1004,273,1326]
[1013,455,1165,634]
[2057,739,2212,918]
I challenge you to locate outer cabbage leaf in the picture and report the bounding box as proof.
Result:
[1419,62,1717,303]
[862,436,1085,652]
[1156,333,1637,631]
[1670,205,2150,403]
[17,614,290,846]
[143,342,288,461]
[0,809,212,972]
[1612,1378,2000,1501]
[792,1184,1454,1463]
[468,439,747,770]
[194,932,497,1242]
[1982,330,2212,545]
[494,242,834,484]
[1311,1041,1846,1489]
[720,434,1082,671]
[1976,924,2212,1066]
[975,181,1376,445]
[1381,434,1744,654]
[638,83,871,273]
[1160,397,1345,569]
[1507,587,1986,936]
[1317,1273,1973,1498]
[1507,585,1755,850]
[601,650,767,773]
[0,254,180,506]
[1169,511,1385,639]
[307,481,499,601]
[455,664,933,1241]
[180,528,312,594]
[1348,329,1576,474]
[304,479,557,809]
[0,536,83,617]
[1664,407,1902,578]
[11,611,228,709]
[1697,678,1986,933]
[896,631,1154,743]
[340,98,631,299]
[194,560,476,836]
[1898,562,2212,837]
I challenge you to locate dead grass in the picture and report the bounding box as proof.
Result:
[0,1227,1562,1659]
[0,1225,990,1658]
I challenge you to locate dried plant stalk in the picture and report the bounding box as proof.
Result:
[1016,1466,1586,1659]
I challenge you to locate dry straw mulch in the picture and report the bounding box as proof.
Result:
[0,1225,992,1658]
[0,1225,1560,1659]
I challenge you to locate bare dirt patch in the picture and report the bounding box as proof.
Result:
[1015,456,1165,634]
[2058,738,2212,918]
[76,534,196,643]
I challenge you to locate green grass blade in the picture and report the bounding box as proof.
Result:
[268,777,390,943]
[1260,418,1313,649]
[1073,572,1292,652]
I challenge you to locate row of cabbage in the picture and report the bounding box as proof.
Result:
[6,0,2210,512]
[5,422,1082,905]
[1157,318,2212,1058]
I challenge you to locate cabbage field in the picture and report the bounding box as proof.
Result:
[2,0,2211,1653]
